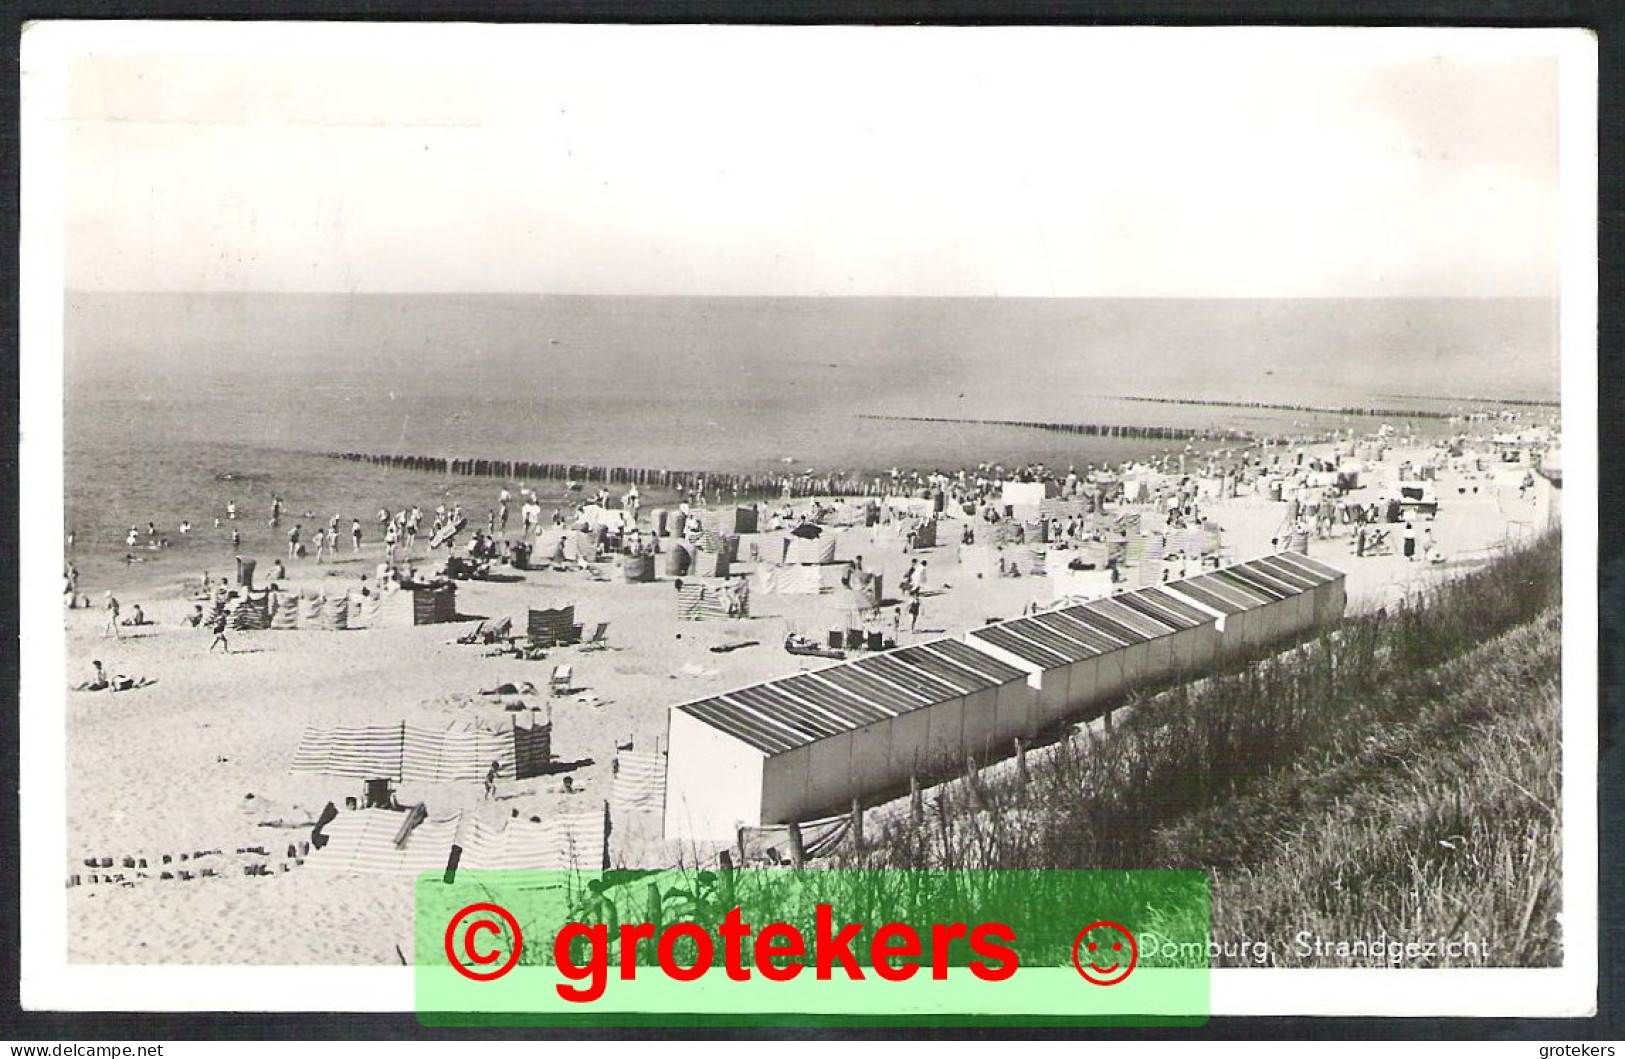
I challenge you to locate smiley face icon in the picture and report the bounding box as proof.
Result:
[1072,920,1138,985]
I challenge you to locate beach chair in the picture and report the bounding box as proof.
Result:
[481,616,514,645]
[579,622,611,652]
[455,619,487,645]
[549,664,573,695]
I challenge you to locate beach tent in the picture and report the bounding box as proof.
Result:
[782,535,839,565]
[884,497,936,520]
[1047,563,1112,603]
[1000,481,1052,508]
[959,543,1044,580]
[676,580,746,620]
[533,528,569,562]
[755,563,847,594]
[663,638,1031,841]
[757,528,847,593]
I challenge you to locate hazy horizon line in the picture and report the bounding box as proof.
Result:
[63,289,1560,302]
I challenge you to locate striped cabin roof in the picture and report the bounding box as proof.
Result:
[968,553,1345,670]
[672,637,1026,756]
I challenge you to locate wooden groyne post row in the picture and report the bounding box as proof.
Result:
[324,451,881,500]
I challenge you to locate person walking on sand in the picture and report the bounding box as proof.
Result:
[313,526,326,563]
[327,524,339,558]
[484,760,501,800]
[907,596,921,634]
[288,524,302,560]
[351,519,363,553]
[103,591,122,638]
[208,609,230,653]
[1402,522,1417,562]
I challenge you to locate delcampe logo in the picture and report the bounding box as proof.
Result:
[416,869,1208,1027]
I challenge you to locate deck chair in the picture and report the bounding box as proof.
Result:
[579,621,610,651]
[549,664,573,695]
[455,620,488,645]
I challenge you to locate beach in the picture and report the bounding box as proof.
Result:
[60,424,1558,964]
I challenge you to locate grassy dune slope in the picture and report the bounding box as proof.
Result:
[848,532,1562,967]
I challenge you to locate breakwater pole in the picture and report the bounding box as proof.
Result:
[856,414,1258,444]
[1107,395,1467,421]
[321,451,885,500]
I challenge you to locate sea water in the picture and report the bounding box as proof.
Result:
[58,293,1558,591]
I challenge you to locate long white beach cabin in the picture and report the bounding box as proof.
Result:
[664,639,1032,842]
[965,584,1222,728]
[966,555,1347,728]
[1159,553,1346,656]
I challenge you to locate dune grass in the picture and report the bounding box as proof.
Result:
[842,531,1563,967]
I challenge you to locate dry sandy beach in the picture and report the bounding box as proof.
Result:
[62,433,1556,964]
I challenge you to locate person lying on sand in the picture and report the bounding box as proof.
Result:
[481,681,538,697]
[74,661,149,692]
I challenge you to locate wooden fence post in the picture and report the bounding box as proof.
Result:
[965,755,984,811]
[788,822,806,869]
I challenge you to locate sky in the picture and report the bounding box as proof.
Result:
[34,23,1580,297]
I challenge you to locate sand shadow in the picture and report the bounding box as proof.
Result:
[540,757,594,774]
